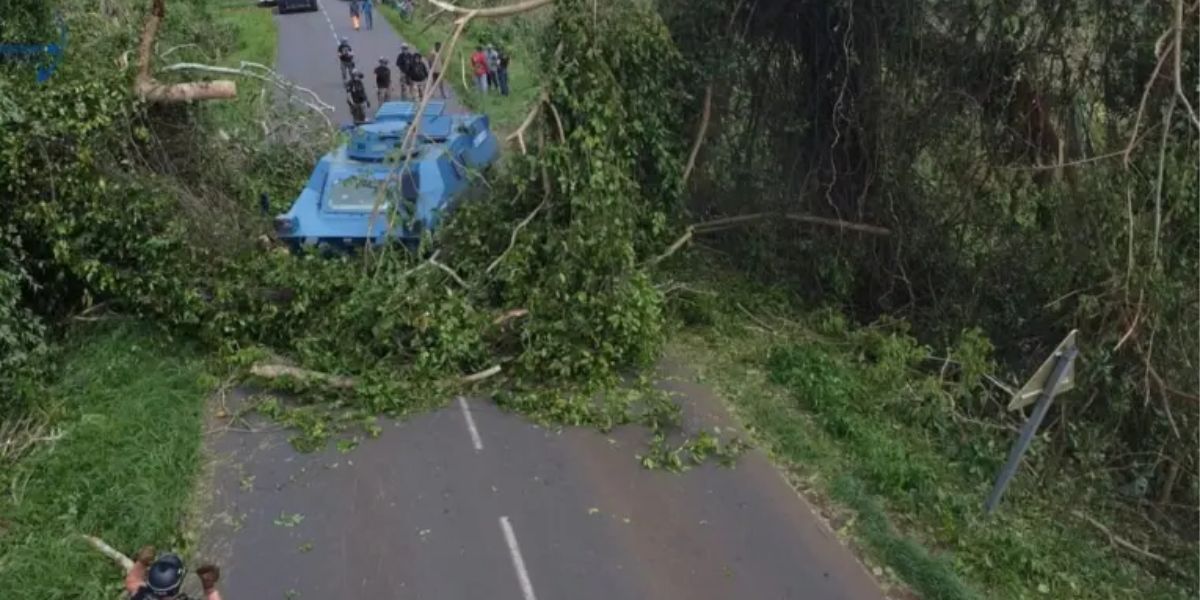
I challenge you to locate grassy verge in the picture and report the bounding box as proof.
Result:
[379,3,543,134]
[208,1,279,127]
[668,272,1194,600]
[214,1,277,66]
[0,323,214,600]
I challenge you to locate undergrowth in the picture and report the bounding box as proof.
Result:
[667,267,1197,599]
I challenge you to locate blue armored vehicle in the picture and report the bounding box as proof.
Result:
[273,101,499,249]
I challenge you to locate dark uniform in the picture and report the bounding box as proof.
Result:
[374,63,391,103]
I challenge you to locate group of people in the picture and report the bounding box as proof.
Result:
[346,0,374,31]
[470,44,510,96]
[336,34,512,125]
[337,37,448,124]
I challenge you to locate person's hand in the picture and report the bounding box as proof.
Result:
[196,564,220,591]
[135,545,156,567]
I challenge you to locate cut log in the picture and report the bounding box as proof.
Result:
[249,364,357,389]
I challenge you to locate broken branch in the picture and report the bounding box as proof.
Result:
[426,0,552,20]
[136,0,236,102]
[548,100,567,144]
[689,212,890,236]
[505,91,547,154]
[1171,0,1200,131]
[162,61,334,123]
[492,308,529,326]
[781,213,891,236]
[429,255,468,287]
[646,226,694,266]
[81,535,135,572]
[249,364,357,389]
[1069,510,1179,572]
[462,364,502,383]
[419,8,449,34]
[681,84,713,188]
[1123,40,1172,166]
[486,197,546,274]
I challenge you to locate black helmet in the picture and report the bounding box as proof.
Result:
[147,553,186,597]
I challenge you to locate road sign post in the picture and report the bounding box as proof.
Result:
[984,333,1079,515]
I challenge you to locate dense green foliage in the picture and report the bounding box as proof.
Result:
[2,0,1194,596]
[0,323,213,600]
[0,0,695,432]
[672,278,1193,598]
[661,0,1198,569]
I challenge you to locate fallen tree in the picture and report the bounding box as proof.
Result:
[135,0,236,102]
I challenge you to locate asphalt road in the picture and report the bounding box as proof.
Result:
[272,0,464,126]
[198,5,890,598]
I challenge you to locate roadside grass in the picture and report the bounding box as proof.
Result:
[0,323,215,600]
[380,3,543,134]
[668,270,1195,600]
[208,1,279,128]
[214,1,278,66]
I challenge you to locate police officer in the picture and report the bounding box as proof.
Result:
[345,69,370,124]
[336,37,355,82]
[395,43,413,99]
[374,57,392,103]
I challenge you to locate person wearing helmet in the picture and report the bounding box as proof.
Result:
[345,69,370,124]
[395,44,413,99]
[124,545,223,600]
[374,57,391,103]
[406,51,429,101]
[336,38,355,82]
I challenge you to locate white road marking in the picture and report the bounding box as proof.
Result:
[457,396,483,451]
[316,0,339,42]
[499,516,538,600]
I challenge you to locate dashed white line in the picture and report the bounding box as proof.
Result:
[457,396,483,451]
[316,0,339,42]
[499,516,537,600]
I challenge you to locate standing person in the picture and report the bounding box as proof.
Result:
[396,44,413,99]
[485,44,499,90]
[428,41,446,98]
[349,0,361,31]
[374,57,391,103]
[496,47,510,96]
[361,0,374,30]
[471,45,489,94]
[407,51,429,101]
[336,37,355,82]
[346,69,370,124]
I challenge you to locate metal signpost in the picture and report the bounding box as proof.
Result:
[984,330,1079,514]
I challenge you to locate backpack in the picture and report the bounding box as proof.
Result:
[408,60,428,82]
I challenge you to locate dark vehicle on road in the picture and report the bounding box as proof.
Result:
[277,0,318,13]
